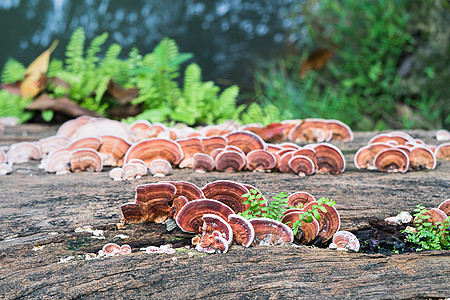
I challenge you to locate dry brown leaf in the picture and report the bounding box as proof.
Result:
[299,49,334,78]
[27,94,100,118]
[20,40,58,98]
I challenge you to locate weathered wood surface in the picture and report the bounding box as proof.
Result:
[0,125,449,299]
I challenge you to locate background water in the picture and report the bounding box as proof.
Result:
[0,0,298,89]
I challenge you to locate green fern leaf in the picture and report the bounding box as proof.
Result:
[65,27,86,74]
[1,58,26,84]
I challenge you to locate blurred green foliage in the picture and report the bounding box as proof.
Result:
[251,0,449,130]
[0,90,33,122]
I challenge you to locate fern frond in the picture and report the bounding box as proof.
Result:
[65,27,86,74]
[86,32,108,70]
[1,58,26,84]
[47,58,63,77]
[0,90,33,122]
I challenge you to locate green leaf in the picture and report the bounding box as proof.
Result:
[41,110,54,122]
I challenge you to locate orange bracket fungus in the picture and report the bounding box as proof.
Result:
[409,146,436,170]
[288,155,315,176]
[437,199,450,216]
[373,148,409,173]
[6,142,42,164]
[435,142,450,161]
[128,120,153,141]
[109,167,124,181]
[226,131,267,154]
[172,195,189,218]
[161,181,205,202]
[249,218,294,246]
[287,192,316,208]
[281,211,319,244]
[202,180,250,213]
[122,163,138,180]
[201,214,234,245]
[331,231,360,252]
[70,148,103,172]
[175,199,235,233]
[149,159,173,177]
[316,204,341,243]
[228,214,255,247]
[124,138,183,167]
[436,129,450,141]
[201,136,228,155]
[215,150,246,172]
[0,148,6,164]
[192,153,215,173]
[67,137,102,152]
[98,135,131,167]
[177,137,203,168]
[313,143,345,174]
[246,149,277,172]
[44,149,71,174]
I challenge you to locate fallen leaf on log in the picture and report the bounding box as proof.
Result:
[107,80,139,104]
[299,48,334,78]
[26,94,100,118]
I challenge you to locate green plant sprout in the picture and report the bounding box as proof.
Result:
[239,189,336,237]
[403,204,450,251]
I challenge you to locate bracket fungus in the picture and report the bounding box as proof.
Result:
[313,143,345,174]
[414,208,448,227]
[44,149,71,174]
[373,148,409,173]
[196,232,230,254]
[122,163,138,180]
[409,146,437,170]
[436,129,450,141]
[99,243,132,256]
[316,204,341,243]
[215,150,246,172]
[67,137,102,152]
[281,211,319,244]
[172,195,188,218]
[201,136,228,155]
[246,149,277,172]
[226,131,267,154]
[0,163,12,175]
[149,159,173,177]
[201,214,234,245]
[288,119,332,143]
[71,118,135,143]
[98,135,131,167]
[38,136,71,157]
[331,231,360,252]
[6,142,42,164]
[288,155,315,176]
[129,120,153,141]
[202,180,250,213]
[192,153,215,173]
[56,116,92,138]
[228,214,255,247]
[435,142,450,161]
[287,192,316,208]
[70,148,103,172]
[175,199,235,233]
[0,148,5,164]
[278,152,295,173]
[161,181,205,202]
[109,167,124,181]
[124,138,183,167]
[177,137,203,168]
[249,218,294,246]
[437,199,450,216]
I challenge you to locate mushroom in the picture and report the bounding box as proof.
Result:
[109,167,123,181]
[246,122,295,143]
[278,151,295,173]
[122,163,138,180]
[129,120,153,141]
[332,231,360,251]
[196,233,230,254]
[281,211,319,244]
[226,131,267,154]
[67,137,102,152]
[288,119,331,143]
[287,192,316,208]
[6,142,42,164]
[0,148,5,164]
[414,208,448,227]
[202,180,250,213]
[0,163,12,175]
[56,116,93,138]
[249,218,294,246]
[98,135,131,167]
[246,149,277,172]
[215,150,246,172]
[192,153,215,173]
[228,214,255,247]
[315,204,341,243]
[435,142,450,161]
[71,118,135,143]
[288,155,315,176]
[201,136,228,155]
[210,148,225,160]
[266,144,283,154]
[437,199,450,216]
[201,214,233,245]
[70,148,103,172]
[124,138,183,167]
[161,181,205,202]
[368,132,413,145]
[313,143,346,174]
[177,137,203,168]
[44,149,71,174]
[279,142,301,150]
[436,129,450,141]
[149,159,173,177]
[373,148,409,173]
[128,159,148,177]
[100,243,132,256]
[152,122,171,138]
[326,119,354,142]
[409,146,437,170]
[172,195,188,218]
[291,148,317,166]
[175,199,235,233]
[38,136,71,157]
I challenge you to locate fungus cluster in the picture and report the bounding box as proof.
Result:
[413,199,450,228]
[1,116,352,177]
[118,180,342,253]
[354,131,448,173]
